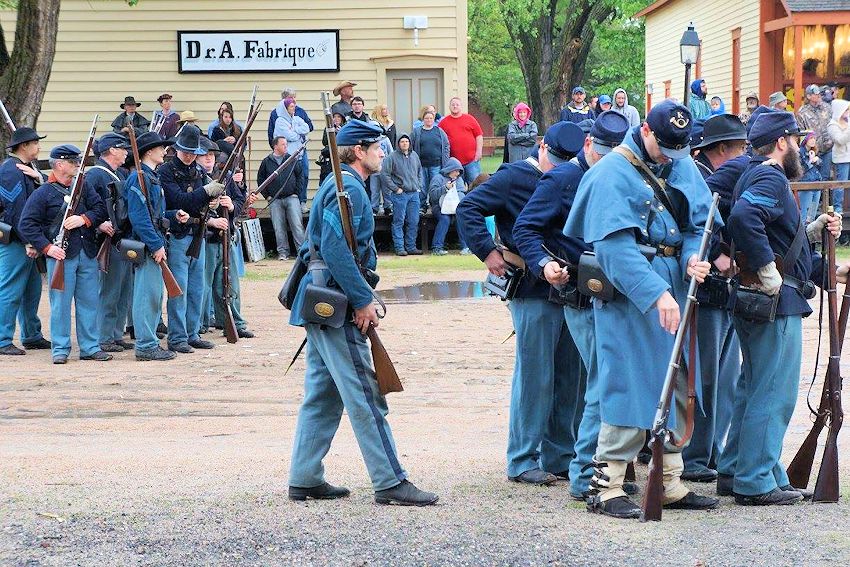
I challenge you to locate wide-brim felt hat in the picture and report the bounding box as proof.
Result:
[693,114,747,149]
[173,124,206,155]
[120,96,140,109]
[135,131,174,155]
[333,80,357,96]
[6,126,45,149]
[177,110,198,123]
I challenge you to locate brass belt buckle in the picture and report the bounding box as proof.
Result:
[660,245,677,257]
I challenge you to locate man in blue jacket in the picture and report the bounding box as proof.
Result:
[513,110,632,500]
[0,127,50,355]
[287,120,438,506]
[18,144,109,364]
[559,87,596,124]
[457,122,585,486]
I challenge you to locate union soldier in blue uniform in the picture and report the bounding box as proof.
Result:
[513,111,632,499]
[126,132,190,361]
[565,100,719,518]
[87,133,134,353]
[18,144,109,364]
[287,120,438,506]
[159,124,219,353]
[0,127,50,355]
[456,122,585,486]
[719,111,847,505]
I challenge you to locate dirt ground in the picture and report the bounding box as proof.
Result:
[1,258,849,566]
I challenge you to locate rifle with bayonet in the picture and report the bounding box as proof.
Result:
[220,213,239,344]
[49,116,98,291]
[126,124,183,299]
[641,193,720,522]
[320,91,403,396]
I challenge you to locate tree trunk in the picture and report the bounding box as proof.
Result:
[0,0,61,148]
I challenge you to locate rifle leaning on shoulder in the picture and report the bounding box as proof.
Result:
[320,91,403,396]
[126,124,182,299]
[641,192,720,522]
[49,116,98,291]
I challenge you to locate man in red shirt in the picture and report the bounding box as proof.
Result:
[439,97,484,186]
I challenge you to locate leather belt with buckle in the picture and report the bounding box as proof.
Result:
[656,245,681,258]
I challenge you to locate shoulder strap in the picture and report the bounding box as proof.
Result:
[90,165,121,182]
[613,145,685,230]
[782,213,807,276]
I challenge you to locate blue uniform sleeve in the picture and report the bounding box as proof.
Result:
[160,165,209,215]
[126,172,164,252]
[727,170,784,270]
[595,229,671,314]
[514,179,562,279]
[80,181,107,228]
[17,189,50,251]
[455,173,506,260]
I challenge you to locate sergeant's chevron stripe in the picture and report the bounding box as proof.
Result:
[0,181,23,204]
[740,190,778,208]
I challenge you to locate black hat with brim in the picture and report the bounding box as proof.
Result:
[135,131,174,156]
[121,96,141,109]
[7,126,45,149]
[693,114,747,149]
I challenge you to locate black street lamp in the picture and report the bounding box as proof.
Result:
[680,23,701,107]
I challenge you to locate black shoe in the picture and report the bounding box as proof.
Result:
[23,338,51,350]
[157,322,168,335]
[136,346,177,361]
[288,482,351,501]
[81,351,113,362]
[99,342,124,353]
[664,491,719,510]
[156,331,165,339]
[406,249,424,256]
[624,481,640,496]
[168,343,195,354]
[52,354,68,365]
[0,344,25,355]
[508,468,558,486]
[779,484,814,501]
[125,325,133,338]
[375,480,438,506]
[188,338,215,350]
[237,328,255,339]
[115,339,135,350]
[395,250,408,256]
[637,449,652,465]
[553,471,569,481]
[734,487,803,506]
[199,326,208,334]
[587,495,641,519]
[681,468,718,483]
[716,473,734,496]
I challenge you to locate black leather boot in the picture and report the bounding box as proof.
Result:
[288,482,350,501]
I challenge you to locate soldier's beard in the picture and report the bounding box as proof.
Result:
[783,148,803,181]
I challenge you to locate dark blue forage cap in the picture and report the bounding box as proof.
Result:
[50,144,82,160]
[748,111,807,149]
[590,110,629,155]
[96,133,129,154]
[646,99,693,160]
[543,121,585,162]
[336,120,385,146]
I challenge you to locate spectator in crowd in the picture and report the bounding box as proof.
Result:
[505,102,538,163]
[267,88,313,212]
[738,92,760,125]
[429,157,469,255]
[596,95,612,113]
[822,84,836,104]
[346,97,369,123]
[371,103,397,149]
[317,112,346,185]
[412,104,443,129]
[152,93,180,139]
[827,98,850,215]
[381,134,423,255]
[710,96,726,115]
[439,96,484,186]
[411,109,450,214]
[798,132,823,222]
[768,91,789,111]
[612,88,641,127]
[273,97,310,191]
[331,80,356,117]
[688,79,711,120]
[111,96,150,135]
[257,136,305,260]
[370,133,394,216]
[559,86,596,123]
[589,95,600,112]
[469,173,496,238]
[210,108,242,157]
[798,84,835,190]
[207,102,238,138]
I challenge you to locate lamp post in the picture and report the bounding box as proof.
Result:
[680,23,701,107]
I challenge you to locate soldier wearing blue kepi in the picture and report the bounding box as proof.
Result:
[159,124,220,353]
[564,100,720,518]
[18,144,109,364]
[287,120,438,506]
[513,111,633,500]
[680,114,748,483]
[456,122,585,486]
[87,133,134,353]
[718,111,848,505]
[126,132,190,361]
[0,126,51,356]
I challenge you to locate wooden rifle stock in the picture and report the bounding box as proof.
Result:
[160,260,182,299]
[96,235,112,273]
[221,224,239,344]
[321,91,403,396]
[50,115,99,291]
[641,193,720,522]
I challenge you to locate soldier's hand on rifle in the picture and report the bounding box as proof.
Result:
[152,246,166,264]
[713,253,731,273]
[655,291,680,335]
[826,214,842,239]
[219,195,234,211]
[204,180,225,198]
[46,244,66,261]
[15,163,42,180]
[686,254,711,283]
[232,171,244,184]
[756,261,782,295]
[207,217,228,231]
[98,220,115,236]
[354,303,380,335]
[121,127,130,134]
[247,192,258,206]
[63,215,86,230]
[24,244,38,259]
[484,248,506,276]
[543,261,569,286]
[837,262,850,284]
[176,210,189,223]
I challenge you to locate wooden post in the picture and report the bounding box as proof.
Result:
[793,25,803,111]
